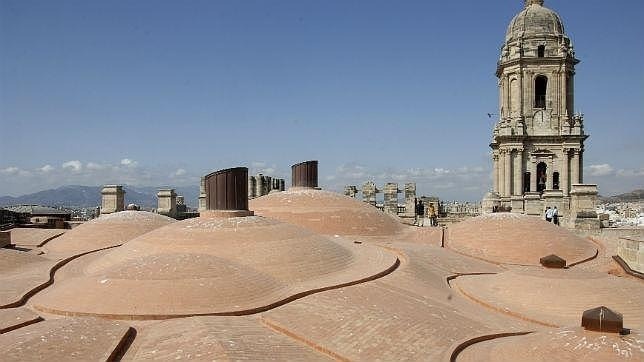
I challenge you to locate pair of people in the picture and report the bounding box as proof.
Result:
[545,206,559,225]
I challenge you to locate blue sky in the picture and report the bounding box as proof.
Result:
[1,0,643,200]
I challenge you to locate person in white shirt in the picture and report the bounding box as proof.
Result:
[545,207,553,222]
[552,206,559,225]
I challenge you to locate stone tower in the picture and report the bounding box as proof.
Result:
[489,0,589,217]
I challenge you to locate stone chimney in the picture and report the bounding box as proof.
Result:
[203,167,253,217]
[157,189,177,218]
[101,185,125,215]
[198,177,207,212]
[291,160,318,189]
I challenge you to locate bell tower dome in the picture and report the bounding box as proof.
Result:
[489,0,589,216]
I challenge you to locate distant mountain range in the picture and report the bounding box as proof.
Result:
[0,185,200,209]
[2,186,641,209]
[600,189,644,204]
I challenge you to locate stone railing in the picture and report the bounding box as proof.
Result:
[617,236,644,274]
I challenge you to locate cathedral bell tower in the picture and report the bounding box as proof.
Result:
[488,0,589,216]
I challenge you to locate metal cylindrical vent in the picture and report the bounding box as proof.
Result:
[291,160,318,188]
[204,167,248,211]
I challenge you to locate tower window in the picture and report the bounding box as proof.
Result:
[535,75,547,108]
[538,45,545,58]
[524,172,531,193]
[537,162,547,193]
[553,172,560,190]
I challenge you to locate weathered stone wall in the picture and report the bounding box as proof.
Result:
[618,237,644,273]
[569,184,600,229]
[0,230,10,248]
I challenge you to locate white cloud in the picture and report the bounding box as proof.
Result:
[1,166,20,175]
[0,166,31,177]
[62,160,82,172]
[588,164,614,177]
[86,162,106,170]
[250,161,281,177]
[120,158,138,167]
[616,168,644,178]
[172,168,187,177]
[39,164,54,173]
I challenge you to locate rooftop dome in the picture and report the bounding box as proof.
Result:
[249,188,406,239]
[451,268,644,329]
[446,213,597,266]
[32,213,397,319]
[42,211,175,257]
[457,327,643,361]
[506,1,565,42]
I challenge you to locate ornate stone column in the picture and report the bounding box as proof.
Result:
[513,148,523,195]
[493,153,500,193]
[504,149,512,196]
[546,157,554,190]
[571,149,580,185]
[499,150,506,196]
[530,160,537,193]
[579,149,584,183]
[562,148,570,196]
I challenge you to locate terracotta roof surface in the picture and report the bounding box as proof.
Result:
[446,213,598,266]
[1,204,642,360]
[0,249,56,308]
[8,228,66,248]
[42,211,175,258]
[0,317,133,361]
[451,267,644,329]
[249,188,406,239]
[32,214,398,319]
[457,327,643,361]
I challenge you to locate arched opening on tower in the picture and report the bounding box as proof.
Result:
[534,76,547,109]
[537,162,547,193]
[537,45,545,58]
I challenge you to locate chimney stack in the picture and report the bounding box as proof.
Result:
[100,185,125,215]
[203,167,253,217]
[291,160,318,189]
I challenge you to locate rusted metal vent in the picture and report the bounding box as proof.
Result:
[292,160,318,188]
[539,254,566,268]
[204,167,250,213]
[581,306,623,333]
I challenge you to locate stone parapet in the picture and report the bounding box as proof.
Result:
[510,195,525,214]
[0,231,10,248]
[569,184,599,230]
[481,192,501,214]
[618,236,644,274]
[523,192,543,216]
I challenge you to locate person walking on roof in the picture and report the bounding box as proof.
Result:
[552,206,559,225]
[416,201,425,227]
[545,207,553,222]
